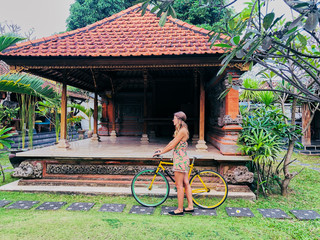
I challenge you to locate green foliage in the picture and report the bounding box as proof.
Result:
[0,73,58,103]
[238,104,302,195]
[0,104,19,126]
[239,78,262,102]
[238,106,285,164]
[257,91,275,107]
[0,127,14,149]
[0,34,25,52]
[36,100,61,143]
[172,0,229,28]
[66,0,138,30]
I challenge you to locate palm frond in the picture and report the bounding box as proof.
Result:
[0,35,25,52]
[0,73,57,102]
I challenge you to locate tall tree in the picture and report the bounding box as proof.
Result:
[172,0,230,30]
[66,0,140,31]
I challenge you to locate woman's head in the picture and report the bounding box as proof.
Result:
[173,111,189,138]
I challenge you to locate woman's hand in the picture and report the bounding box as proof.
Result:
[153,149,162,157]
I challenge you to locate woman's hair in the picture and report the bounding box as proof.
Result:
[174,111,189,139]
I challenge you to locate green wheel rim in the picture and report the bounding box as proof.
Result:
[131,169,170,207]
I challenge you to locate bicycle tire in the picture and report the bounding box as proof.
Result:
[190,170,228,209]
[131,169,170,207]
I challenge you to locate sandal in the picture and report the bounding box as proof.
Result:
[168,210,184,216]
[183,208,194,213]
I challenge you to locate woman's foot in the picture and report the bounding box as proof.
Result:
[168,209,184,216]
[183,208,194,213]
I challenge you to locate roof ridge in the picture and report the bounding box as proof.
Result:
[3,3,143,52]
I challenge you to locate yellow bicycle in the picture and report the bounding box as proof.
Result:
[131,157,228,209]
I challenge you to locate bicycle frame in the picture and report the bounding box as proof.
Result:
[148,157,207,191]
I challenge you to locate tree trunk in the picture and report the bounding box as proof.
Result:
[281,97,297,196]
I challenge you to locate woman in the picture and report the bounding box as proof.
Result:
[153,111,193,216]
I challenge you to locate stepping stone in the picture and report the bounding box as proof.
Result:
[66,202,95,211]
[193,207,217,216]
[129,205,155,215]
[161,206,177,215]
[225,207,254,217]
[35,202,67,210]
[290,210,320,220]
[99,204,126,213]
[6,201,39,210]
[258,209,291,219]
[0,200,12,208]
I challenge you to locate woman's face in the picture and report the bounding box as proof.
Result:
[173,116,179,126]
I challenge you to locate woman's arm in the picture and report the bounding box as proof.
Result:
[158,128,187,155]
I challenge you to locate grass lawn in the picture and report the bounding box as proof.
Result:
[0,152,319,240]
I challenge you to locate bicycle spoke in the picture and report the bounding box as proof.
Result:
[190,170,228,209]
[131,169,169,207]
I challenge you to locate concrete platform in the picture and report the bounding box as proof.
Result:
[0,180,256,200]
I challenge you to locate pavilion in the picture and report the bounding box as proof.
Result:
[0,4,253,190]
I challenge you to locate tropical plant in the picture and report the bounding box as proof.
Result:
[0,73,58,149]
[70,103,94,131]
[0,127,14,181]
[0,104,19,127]
[239,78,262,111]
[36,100,61,143]
[238,105,302,197]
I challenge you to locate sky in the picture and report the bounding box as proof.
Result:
[0,0,75,39]
[0,0,296,39]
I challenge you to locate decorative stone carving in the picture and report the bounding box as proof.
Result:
[224,166,254,184]
[46,164,170,175]
[218,115,243,126]
[12,161,43,179]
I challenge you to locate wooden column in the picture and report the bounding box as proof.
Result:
[141,70,149,144]
[57,82,70,149]
[192,70,199,144]
[196,72,208,151]
[91,91,99,141]
[109,96,117,138]
[302,103,311,146]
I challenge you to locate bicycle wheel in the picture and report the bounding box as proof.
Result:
[131,169,170,207]
[190,170,228,209]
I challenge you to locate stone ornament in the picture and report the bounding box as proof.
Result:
[224,166,254,184]
[218,115,243,126]
[12,161,43,179]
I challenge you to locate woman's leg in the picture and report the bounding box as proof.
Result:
[174,171,185,213]
[183,173,193,210]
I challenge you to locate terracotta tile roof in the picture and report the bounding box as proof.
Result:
[2,4,225,58]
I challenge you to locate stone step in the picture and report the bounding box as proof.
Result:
[1,180,256,200]
[18,177,252,192]
[299,150,320,156]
